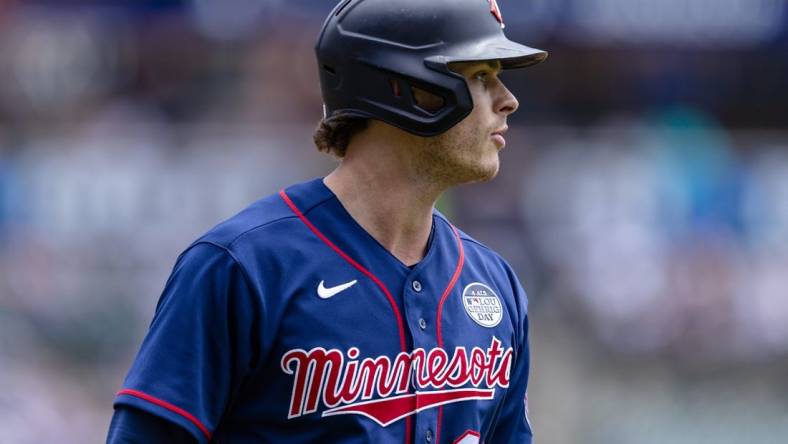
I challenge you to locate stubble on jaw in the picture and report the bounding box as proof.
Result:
[412,124,500,188]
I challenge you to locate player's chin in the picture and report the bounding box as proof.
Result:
[464,158,500,183]
[479,163,500,182]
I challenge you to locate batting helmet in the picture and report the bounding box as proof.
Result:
[315,0,547,137]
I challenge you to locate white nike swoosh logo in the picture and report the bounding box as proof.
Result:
[317,280,358,299]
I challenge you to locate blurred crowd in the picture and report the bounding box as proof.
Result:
[0,1,786,443]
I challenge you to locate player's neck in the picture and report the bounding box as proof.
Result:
[324,148,446,267]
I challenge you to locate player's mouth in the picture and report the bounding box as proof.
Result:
[491,126,508,148]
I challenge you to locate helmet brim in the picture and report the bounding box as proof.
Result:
[426,37,548,70]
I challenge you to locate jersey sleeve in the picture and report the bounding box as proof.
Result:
[487,266,533,443]
[113,242,263,443]
[107,406,197,444]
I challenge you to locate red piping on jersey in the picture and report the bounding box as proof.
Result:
[435,224,465,444]
[437,406,445,443]
[279,189,412,443]
[117,389,211,440]
[279,189,408,351]
[453,429,481,444]
[436,224,465,348]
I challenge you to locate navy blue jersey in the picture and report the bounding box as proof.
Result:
[114,178,532,444]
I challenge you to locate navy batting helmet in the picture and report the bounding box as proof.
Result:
[315,0,547,137]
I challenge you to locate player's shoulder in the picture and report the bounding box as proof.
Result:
[190,177,330,252]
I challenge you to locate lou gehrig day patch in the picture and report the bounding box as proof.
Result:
[462,282,503,327]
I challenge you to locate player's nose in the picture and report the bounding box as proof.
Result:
[496,84,519,116]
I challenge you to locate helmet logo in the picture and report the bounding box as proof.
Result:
[488,0,505,28]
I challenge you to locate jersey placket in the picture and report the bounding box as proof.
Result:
[403,269,439,444]
[401,221,464,444]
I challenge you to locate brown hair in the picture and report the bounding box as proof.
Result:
[313,114,369,158]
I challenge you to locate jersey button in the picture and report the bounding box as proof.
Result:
[426,429,433,443]
[419,318,427,330]
[412,280,422,292]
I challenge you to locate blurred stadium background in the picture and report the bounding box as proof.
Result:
[0,0,787,442]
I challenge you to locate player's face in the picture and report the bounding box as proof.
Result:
[417,60,519,185]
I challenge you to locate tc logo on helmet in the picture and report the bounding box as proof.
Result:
[488,0,505,28]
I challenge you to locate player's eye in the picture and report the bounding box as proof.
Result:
[474,71,490,84]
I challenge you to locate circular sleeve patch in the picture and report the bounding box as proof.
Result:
[462,282,503,328]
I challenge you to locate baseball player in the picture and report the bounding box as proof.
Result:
[107,0,546,443]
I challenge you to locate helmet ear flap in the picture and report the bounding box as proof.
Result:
[320,56,473,136]
[411,85,446,115]
[388,78,402,98]
[388,77,447,116]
